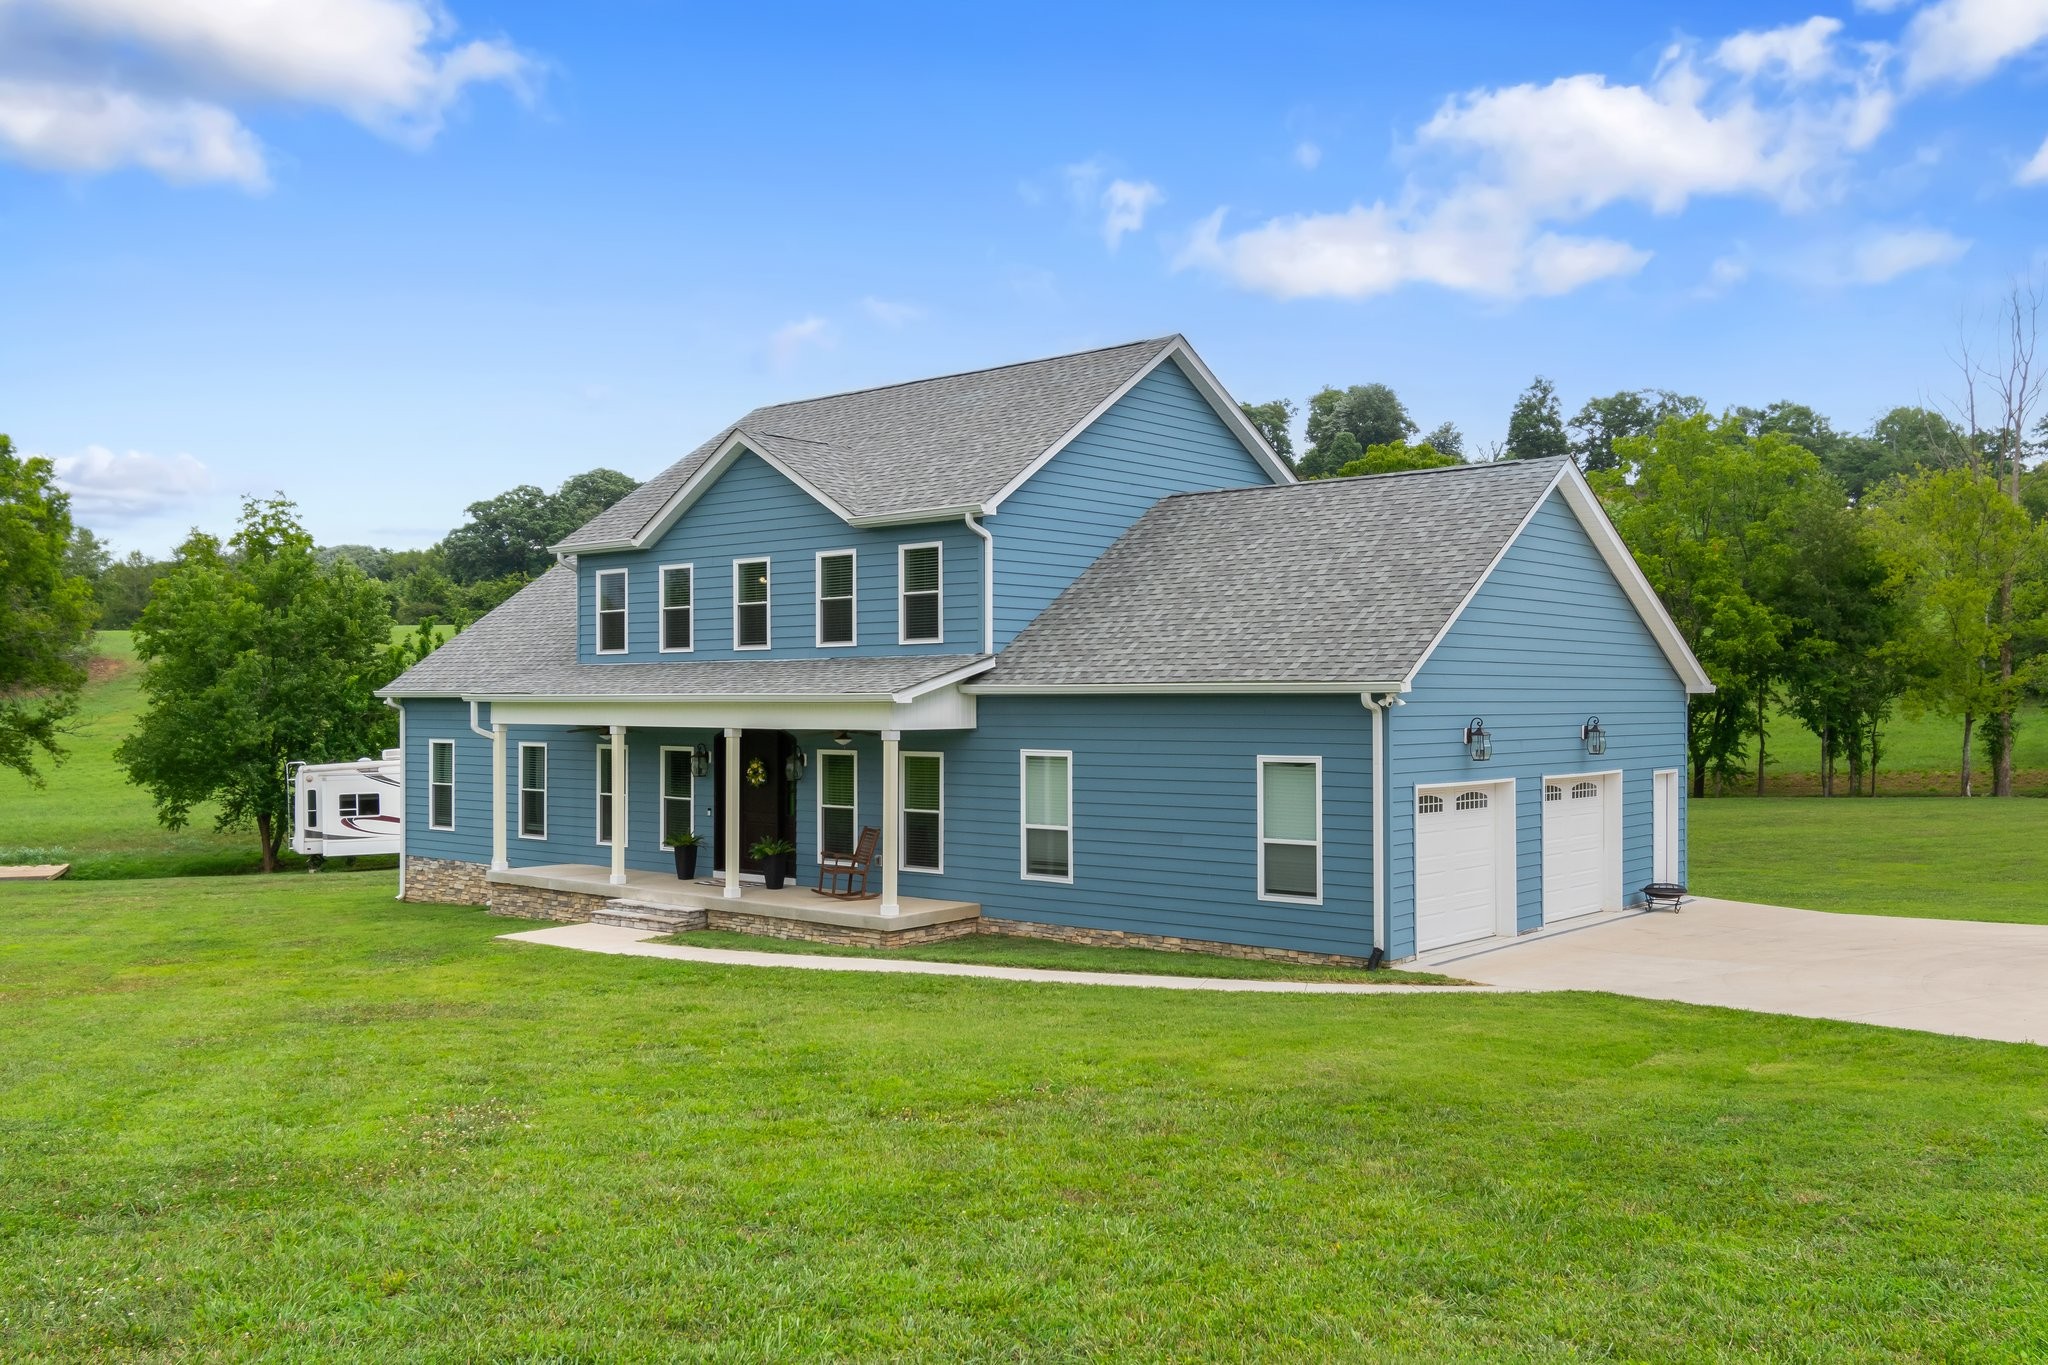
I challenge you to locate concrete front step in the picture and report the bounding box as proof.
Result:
[593,900,707,934]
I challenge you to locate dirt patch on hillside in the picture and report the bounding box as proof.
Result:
[87,654,130,684]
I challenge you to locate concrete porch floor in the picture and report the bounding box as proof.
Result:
[488,863,980,933]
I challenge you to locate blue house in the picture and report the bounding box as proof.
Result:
[381,336,1711,963]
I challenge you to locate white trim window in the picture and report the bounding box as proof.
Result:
[1258,756,1322,904]
[595,568,629,654]
[816,550,856,647]
[428,739,455,830]
[596,741,623,847]
[734,557,770,649]
[1020,749,1072,882]
[817,750,857,854]
[660,746,694,844]
[659,564,693,652]
[518,743,547,839]
[899,542,942,644]
[900,752,943,873]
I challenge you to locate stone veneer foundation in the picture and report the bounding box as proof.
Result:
[402,856,491,906]
[701,909,977,949]
[978,916,1375,968]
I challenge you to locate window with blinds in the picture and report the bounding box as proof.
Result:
[1021,750,1071,881]
[595,569,628,654]
[1259,758,1321,902]
[429,739,455,830]
[662,747,693,844]
[901,753,943,872]
[735,558,770,649]
[518,743,547,839]
[660,564,693,651]
[818,751,856,854]
[817,551,856,646]
[899,543,941,643]
[595,743,620,846]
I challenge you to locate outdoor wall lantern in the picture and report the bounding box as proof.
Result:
[1463,717,1493,762]
[785,748,809,784]
[1582,716,1607,756]
[690,743,713,779]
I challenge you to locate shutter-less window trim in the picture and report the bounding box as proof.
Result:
[429,739,455,830]
[817,550,856,647]
[1258,757,1322,903]
[734,558,771,650]
[1021,750,1072,882]
[899,543,942,644]
[595,569,629,654]
[660,564,693,652]
[900,753,943,873]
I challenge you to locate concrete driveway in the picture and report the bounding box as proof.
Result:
[1415,898,2048,1046]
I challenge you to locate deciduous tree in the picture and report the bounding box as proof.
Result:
[1238,399,1296,470]
[0,435,96,783]
[1300,384,1416,477]
[1504,376,1570,462]
[1334,440,1462,478]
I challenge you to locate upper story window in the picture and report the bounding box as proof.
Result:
[899,543,942,644]
[660,564,693,652]
[595,569,628,654]
[817,550,856,647]
[734,558,770,649]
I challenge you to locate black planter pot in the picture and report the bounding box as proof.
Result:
[762,856,788,891]
[672,845,698,880]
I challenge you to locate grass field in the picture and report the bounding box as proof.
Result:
[1757,703,2048,795]
[1690,797,2048,924]
[664,928,1466,984]
[2,874,2045,1358]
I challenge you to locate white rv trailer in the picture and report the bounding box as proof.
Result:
[290,750,403,858]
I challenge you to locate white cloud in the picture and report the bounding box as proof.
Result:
[1901,0,2048,88]
[1292,140,1322,170]
[1856,0,1913,12]
[52,446,213,518]
[0,79,266,188]
[0,0,530,187]
[1843,227,1972,281]
[860,296,924,326]
[1714,16,1846,82]
[2020,132,2048,184]
[768,316,833,367]
[1697,253,1752,296]
[1100,178,1162,248]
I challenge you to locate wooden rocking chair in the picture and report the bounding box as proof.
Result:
[814,825,881,899]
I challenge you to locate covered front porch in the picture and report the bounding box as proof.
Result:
[490,862,980,939]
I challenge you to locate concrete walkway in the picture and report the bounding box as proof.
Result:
[497,922,1498,996]
[1415,897,2048,1046]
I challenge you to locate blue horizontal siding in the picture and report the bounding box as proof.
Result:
[575,449,982,662]
[992,359,1277,647]
[1386,492,1689,959]
[401,699,495,868]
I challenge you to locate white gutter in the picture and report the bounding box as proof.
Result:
[965,679,1409,697]
[468,699,494,741]
[1361,692,1386,959]
[964,513,994,656]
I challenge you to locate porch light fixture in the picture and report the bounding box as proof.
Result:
[785,748,808,784]
[1463,718,1492,763]
[690,743,713,779]
[833,731,852,746]
[1581,716,1607,756]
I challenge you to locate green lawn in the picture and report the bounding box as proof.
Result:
[3,874,2046,1358]
[1690,796,2048,924]
[664,928,1466,985]
[0,629,430,879]
[1757,703,2048,795]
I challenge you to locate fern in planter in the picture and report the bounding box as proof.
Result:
[749,836,797,890]
[665,828,702,880]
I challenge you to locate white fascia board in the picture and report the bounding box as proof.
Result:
[846,504,988,528]
[963,679,1407,696]
[1399,462,1715,696]
[891,656,999,702]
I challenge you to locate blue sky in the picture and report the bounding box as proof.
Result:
[3,0,2046,556]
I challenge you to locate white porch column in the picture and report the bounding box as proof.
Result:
[723,727,743,899]
[608,723,628,886]
[880,729,901,917]
[490,723,508,871]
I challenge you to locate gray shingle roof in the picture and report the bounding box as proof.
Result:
[378,566,986,698]
[555,336,1178,549]
[978,458,1572,688]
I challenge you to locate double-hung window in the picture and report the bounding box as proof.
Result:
[817,750,857,854]
[596,742,621,846]
[1258,757,1322,903]
[659,565,693,652]
[899,543,942,643]
[816,550,856,646]
[429,739,455,830]
[1020,750,1072,882]
[518,743,547,839]
[595,569,628,654]
[901,753,943,873]
[661,747,693,845]
[734,558,770,649]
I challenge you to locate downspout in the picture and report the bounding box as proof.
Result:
[1360,693,1386,964]
[387,697,406,901]
[965,513,994,656]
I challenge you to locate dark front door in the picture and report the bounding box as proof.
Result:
[714,731,797,874]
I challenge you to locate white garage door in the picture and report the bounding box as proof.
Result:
[1542,778,1608,922]
[1414,786,1504,952]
